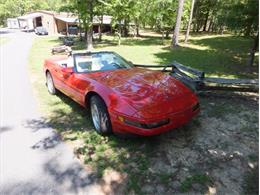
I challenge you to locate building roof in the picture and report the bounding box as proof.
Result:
[55,16,79,23]
[18,12,43,20]
[18,10,113,25]
[55,15,112,24]
[7,18,18,21]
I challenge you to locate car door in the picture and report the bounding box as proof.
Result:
[50,62,66,92]
[61,72,91,106]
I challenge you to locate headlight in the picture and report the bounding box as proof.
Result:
[124,118,144,128]
[119,117,170,129]
[145,119,170,129]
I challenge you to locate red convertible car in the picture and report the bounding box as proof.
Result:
[44,51,200,136]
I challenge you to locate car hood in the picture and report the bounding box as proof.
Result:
[88,68,197,117]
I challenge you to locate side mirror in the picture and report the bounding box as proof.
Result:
[61,63,67,68]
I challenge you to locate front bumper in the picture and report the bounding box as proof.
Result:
[109,104,200,136]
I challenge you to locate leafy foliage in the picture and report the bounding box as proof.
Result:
[0,0,66,25]
[192,0,258,36]
[1,0,258,38]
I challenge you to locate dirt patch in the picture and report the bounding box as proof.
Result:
[66,94,258,194]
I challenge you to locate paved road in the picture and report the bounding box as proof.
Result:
[0,30,99,195]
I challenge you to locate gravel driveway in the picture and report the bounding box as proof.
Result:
[0,30,98,195]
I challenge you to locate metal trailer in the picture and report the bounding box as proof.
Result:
[134,62,258,93]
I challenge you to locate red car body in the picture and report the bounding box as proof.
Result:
[44,53,200,136]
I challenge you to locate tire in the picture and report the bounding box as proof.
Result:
[46,72,56,95]
[90,95,112,135]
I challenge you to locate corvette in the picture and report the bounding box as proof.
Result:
[44,51,200,136]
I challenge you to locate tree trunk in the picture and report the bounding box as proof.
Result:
[207,19,213,32]
[98,15,103,42]
[162,30,165,45]
[184,0,195,43]
[203,11,209,31]
[248,32,259,66]
[86,0,93,51]
[245,22,253,36]
[219,25,224,35]
[78,18,83,41]
[115,31,121,46]
[123,18,129,37]
[136,24,140,37]
[172,0,184,47]
[196,21,201,32]
[166,31,170,39]
[86,28,93,51]
[134,18,140,37]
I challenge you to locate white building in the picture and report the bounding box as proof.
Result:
[7,18,19,29]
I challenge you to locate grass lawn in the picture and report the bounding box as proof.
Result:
[0,37,10,45]
[73,34,258,79]
[28,34,258,194]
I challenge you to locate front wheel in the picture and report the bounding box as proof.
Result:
[46,72,56,95]
[90,96,112,135]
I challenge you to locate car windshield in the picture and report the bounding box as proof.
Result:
[74,52,133,73]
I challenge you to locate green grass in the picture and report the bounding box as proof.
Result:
[0,37,10,45]
[180,173,213,192]
[72,34,258,79]
[28,33,257,194]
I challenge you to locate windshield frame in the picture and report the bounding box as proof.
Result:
[72,51,134,74]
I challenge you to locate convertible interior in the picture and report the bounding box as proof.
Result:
[56,52,133,73]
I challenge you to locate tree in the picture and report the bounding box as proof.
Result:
[172,0,184,47]
[184,0,195,43]
[65,0,103,50]
[106,0,135,37]
[248,32,259,66]
[223,0,259,66]
[144,0,177,43]
[85,0,94,50]
[0,0,65,26]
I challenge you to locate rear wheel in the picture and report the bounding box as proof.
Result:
[90,95,112,135]
[46,72,56,95]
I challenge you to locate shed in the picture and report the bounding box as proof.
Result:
[55,15,79,35]
[7,18,19,29]
[17,11,57,34]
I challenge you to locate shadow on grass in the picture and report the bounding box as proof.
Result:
[72,35,166,50]
[49,92,93,132]
[120,36,164,46]
[70,35,258,78]
[25,86,259,194]
[24,85,201,193]
[154,45,258,78]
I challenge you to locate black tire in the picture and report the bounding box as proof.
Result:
[46,72,56,95]
[90,95,112,135]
